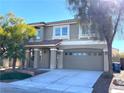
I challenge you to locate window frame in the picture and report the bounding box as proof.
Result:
[79,23,95,39]
[62,26,68,36]
[53,25,70,39]
[55,27,61,36]
[36,29,41,40]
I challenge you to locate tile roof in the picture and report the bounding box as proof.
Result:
[46,19,77,25]
[28,22,46,27]
[28,19,78,27]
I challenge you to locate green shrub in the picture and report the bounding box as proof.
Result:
[0,71,32,80]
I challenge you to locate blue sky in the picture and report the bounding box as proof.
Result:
[0,0,124,51]
[0,0,73,23]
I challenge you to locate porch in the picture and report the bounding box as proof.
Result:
[24,39,63,69]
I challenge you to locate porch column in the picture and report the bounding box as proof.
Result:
[57,50,64,69]
[33,48,40,68]
[39,49,43,67]
[25,49,30,68]
[103,49,109,72]
[50,48,57,69]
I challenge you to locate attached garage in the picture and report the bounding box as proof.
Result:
[63,49,104,71]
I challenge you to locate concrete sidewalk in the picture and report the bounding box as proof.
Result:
[0,82,72,93]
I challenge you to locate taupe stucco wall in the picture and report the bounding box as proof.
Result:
[69,23,79,40]
[44,24,80,40]
[44,23,103,41]
[44,26,53,40]
[59,44,107,50]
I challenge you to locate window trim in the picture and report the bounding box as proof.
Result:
[79,24,95,39]
[36,29,41,40]
[53,25,70,39]
[62,27,68,36]
[55,27,61,36]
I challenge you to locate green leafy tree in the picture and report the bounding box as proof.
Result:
[67,0,124,73]
[0,13,36,70]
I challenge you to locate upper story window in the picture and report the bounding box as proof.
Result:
[81,25,89,35]
[29,28,43,42]
[36,29,41,39]
[62,27,68,35]
[79,24,95,39]
[53,25,69,39]
[55,28,61,36]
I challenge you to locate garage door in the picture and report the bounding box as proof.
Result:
[63,49,104,71]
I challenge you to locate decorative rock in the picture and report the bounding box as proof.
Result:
[113,79,124,86]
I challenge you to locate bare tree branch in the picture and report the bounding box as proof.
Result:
[111,9,121,42]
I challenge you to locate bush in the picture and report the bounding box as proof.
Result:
[103,72,113,79]
[0,71,32,80]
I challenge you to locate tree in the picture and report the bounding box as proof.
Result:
[112,48,120,62]
[67,0,124,73]
[0,13,36,70]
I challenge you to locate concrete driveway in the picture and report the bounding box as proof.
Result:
[1,69,102,93]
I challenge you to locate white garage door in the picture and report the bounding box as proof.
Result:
[63,49,104,71]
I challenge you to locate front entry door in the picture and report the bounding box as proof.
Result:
[39,49,50,69]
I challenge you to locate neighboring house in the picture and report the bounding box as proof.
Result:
[112,48,120,62]
[112,48,119,57]
[24,19,109,71]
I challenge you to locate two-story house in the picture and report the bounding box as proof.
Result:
[25,19,109,72]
